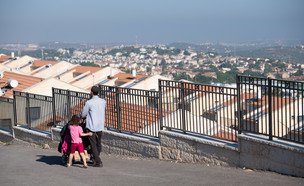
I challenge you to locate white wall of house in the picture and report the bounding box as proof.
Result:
[24,78,89,97]
[73,67,120,89]
[4,56,36,69]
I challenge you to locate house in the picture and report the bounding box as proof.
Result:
[0,70,88,98]
[0,54,13,63]
[32,61,75,79]
[3,55,37,70]
[241,93,303,139]
[0,71,43,98]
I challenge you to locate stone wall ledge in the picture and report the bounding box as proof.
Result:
[238,133,304,153]
[103,130,159,146]
[0,129,14,142]
[160,130,238,152]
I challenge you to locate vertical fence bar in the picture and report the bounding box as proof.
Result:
[116,87,121,132]
[67,90,71,121]
[236,75,242,134]
[159,79,163,130]
[268,78,273,140]
[180,81,186,134]
[26,92,31,129]
[13,91,17,128]
[52,87,56,127]
[12,91,17,137]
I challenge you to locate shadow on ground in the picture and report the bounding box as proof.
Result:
[36,155,62,165]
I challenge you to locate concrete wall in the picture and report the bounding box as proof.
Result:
[101,131,160,159]
[1,126,304,177]
[13,126,58,149]
[238,133,304,177]
[159,130,239,166]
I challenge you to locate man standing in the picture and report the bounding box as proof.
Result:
[81,86,106,167]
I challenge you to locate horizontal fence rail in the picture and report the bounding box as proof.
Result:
[13,91,53,133]
[0,97,14,132]
[100,85,160,137]
[159,80,238,142]
[237,75,304,144]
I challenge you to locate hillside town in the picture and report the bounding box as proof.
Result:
[48,45,304,84]
[1,44,304,98]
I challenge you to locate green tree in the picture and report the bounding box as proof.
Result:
[80,62,99,67]
[294,68,303,76]
[174,73,191,81]
[184,50,191,56]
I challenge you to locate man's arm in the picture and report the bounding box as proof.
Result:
[80,102,89,119]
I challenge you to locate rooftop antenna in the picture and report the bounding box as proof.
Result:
[41,48,44,60]
[18,40,21,56]
[92,74,95,86]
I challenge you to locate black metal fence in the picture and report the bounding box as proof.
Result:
[13,91,53,133]
[237,75,304,143]
[0,97,14,132]
[52,88,90,126]
[1,75,302,144]
[99,85,160,137]
[159,80,238,142]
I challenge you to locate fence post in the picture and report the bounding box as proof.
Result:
[67,90,71,121]
[52,88,56,127]
[180,81,186,134]
[26,92,31,129]
[268,78,273,140]
[236,75,242,134]
[12,91,17,138]
[116,87,121,132]
[159,79,163,130]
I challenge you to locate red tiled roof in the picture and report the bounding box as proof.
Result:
[104,98,160,132]
[0,71,43,98]
[213,129,237,142]
[67,66,102,74]
[31,60,58,68]
[109,72,149,83]
[0,55,12,63]
[57,97,162,134]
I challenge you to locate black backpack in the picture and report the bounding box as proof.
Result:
[57,123,71,153]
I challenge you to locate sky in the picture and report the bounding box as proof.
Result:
[0,0,303,44]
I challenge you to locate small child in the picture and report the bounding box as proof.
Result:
[67,115,92,168]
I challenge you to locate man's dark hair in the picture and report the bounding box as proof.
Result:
[91,86,99,95]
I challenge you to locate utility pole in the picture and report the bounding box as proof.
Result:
[41,48,44,60]
[18,40,21,56]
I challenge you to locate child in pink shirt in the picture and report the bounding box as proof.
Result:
[67,115,92,168]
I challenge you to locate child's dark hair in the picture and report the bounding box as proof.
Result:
[70,115,80,125]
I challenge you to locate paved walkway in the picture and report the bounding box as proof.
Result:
[0,143,303,186]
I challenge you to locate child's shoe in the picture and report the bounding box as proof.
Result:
[83,164,88,168]
[66,163,71,168]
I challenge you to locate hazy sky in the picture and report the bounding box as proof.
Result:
[0,0,303,44]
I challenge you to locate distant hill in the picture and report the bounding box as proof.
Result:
[168,42,304,64]
[235,46,304,64]
[168,42,285,55]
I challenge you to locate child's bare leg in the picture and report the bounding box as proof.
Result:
[67,153,74,167]
[80,153,87,167]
